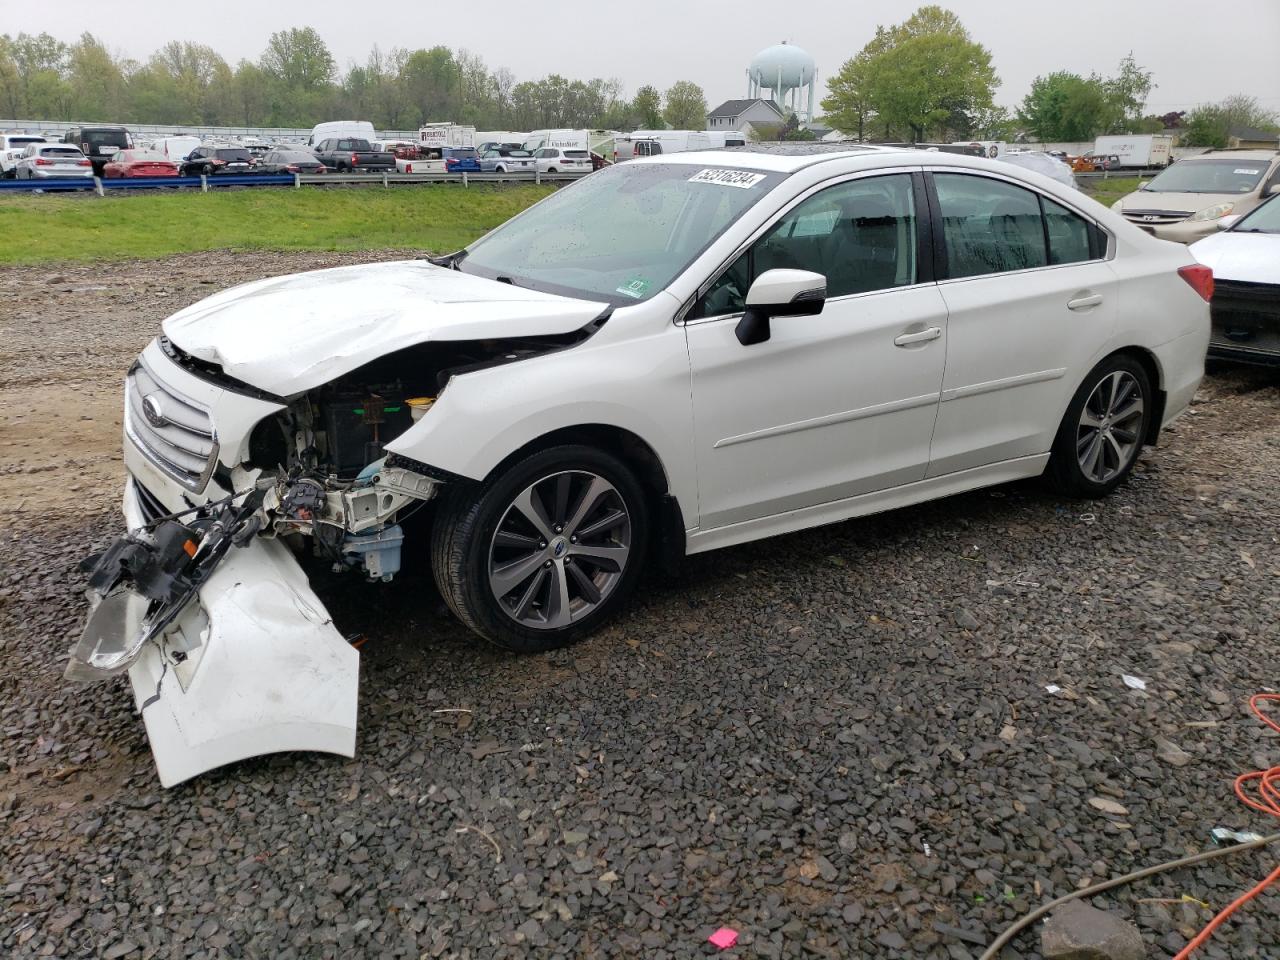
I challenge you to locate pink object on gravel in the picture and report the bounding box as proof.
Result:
[708,927,739,950]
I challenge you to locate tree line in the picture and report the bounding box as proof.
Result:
[0,28,709,131]
[821,5,1277,146]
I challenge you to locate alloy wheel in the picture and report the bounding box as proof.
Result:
[487,470,632,629]
[1076,370,1144,484]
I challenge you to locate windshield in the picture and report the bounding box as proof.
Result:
[1142,159,1268,194]
[1233,195,1280,234]
[447,148,478,158]
[460,162,786,305]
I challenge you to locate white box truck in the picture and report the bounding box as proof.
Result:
[418,123,477,150]
[1092,134,1173,169]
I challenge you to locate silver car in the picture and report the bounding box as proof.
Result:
[479,148,536,173]
[15,143,94,179]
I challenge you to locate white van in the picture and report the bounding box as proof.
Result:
[705,131,747,149]
[149,136,203,164]
[634,130,713,154]
[307,121,377,149]
[524,129,591,153]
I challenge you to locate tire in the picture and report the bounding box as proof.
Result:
[495,165,506,173]
[547,167,558,173]
[431,444,650,652]
[1046,354,1152,498]
[203,164,213,176]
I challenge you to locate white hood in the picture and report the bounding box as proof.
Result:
[162,260,608,395]
[1190,231,1280,285]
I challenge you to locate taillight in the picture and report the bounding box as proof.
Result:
[34,157,53,166]
[285,165,299,173]
[77,159,91,166]
[351,152,359,165]
[1178,264,1214,302]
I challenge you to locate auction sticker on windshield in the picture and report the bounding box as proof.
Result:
[689,168,767,189]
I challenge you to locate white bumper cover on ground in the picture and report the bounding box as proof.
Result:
[126,534,359,788]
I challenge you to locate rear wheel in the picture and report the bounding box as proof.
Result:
[1047,355,1151,498]
[431,445,649,652]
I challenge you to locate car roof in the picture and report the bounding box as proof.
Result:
[635,144,992,174]
[1189,149,1280,162]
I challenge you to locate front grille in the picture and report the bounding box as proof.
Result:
[1210,279,1280,357]
[1123,209,1190,225]
[125,357,219,492]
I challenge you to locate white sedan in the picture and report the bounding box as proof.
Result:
[70,147,1210,786]
[1191,195,1280,364]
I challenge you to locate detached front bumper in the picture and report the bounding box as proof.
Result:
[70,479,359,787]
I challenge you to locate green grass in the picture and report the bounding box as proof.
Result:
[1078,176,1143,209]
[0,184,555,264]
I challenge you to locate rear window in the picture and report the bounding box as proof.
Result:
[84,129,130,148]
[8,137,43,147]
[447,148,478,159]
[216,149,251,161]
[564,150,589,158]
[42,147,84,158]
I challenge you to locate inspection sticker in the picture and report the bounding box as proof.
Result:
[615,277,652,299]
[689,168,766,189]
[1234,168,1260,175]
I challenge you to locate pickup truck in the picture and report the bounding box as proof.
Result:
[312,138,395,173]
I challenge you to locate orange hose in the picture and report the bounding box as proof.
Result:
[1175,694,1280,959]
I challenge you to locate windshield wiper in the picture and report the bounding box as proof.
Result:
[428,249,468,270]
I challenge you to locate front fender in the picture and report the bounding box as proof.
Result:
[385,306,698,525]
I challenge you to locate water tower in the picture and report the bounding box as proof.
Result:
[747,42,817,122]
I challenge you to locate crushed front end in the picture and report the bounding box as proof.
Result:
[69,337,445,786]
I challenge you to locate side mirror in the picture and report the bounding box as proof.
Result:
[1217,215,1242,231]
[1267,183,1280,197]
[735,269,827,346]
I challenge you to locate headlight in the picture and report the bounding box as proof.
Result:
[1189,202,1234,222]
[1111,200,1124,211]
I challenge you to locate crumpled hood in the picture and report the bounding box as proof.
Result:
[162,260,608,395]
[1190,231,1280,285]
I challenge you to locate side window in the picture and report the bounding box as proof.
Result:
[694,174,918,318]
[1042,197,1093,265]
[934,174,1047,278]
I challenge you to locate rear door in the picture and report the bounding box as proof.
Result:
[925,170,1117,477]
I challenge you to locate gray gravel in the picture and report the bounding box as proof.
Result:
[2,254,1279,959]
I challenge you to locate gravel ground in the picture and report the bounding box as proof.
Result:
[2,253,1279,959]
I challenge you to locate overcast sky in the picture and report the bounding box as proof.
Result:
[9,0,1280,115]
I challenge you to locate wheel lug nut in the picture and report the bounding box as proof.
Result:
[543,560,552,568]
[570,535,577,543]
[539,541,547,549]
[554,525,563,533]
[564,557,573,565]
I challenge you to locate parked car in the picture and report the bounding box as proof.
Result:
[14,143,93,180]
[1070,153,1121,173]
[258,149,328,174]
[178,146,254,176]
[0,134,47,177]
[442,146,482,173]
[479,147,535,173]
[1191,194,1280,364]
[313,138,395,173]
[1111,149,1280,243]
[70,147,1210,787]
[63,126,133,175]
[103,150,179,179]
[533,146,592,174]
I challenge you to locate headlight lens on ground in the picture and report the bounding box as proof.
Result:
[1189,202,1234,222]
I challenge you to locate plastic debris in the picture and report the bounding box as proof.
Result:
[1045,684,1062,694]
[1079,513,1097,525]
[708,927,739,950]
[1122,675,1147,691]
[1211,827,1265,844]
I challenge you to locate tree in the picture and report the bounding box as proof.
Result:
[632,85,663,129]
[1181,95,1279,147]
[663,80,706,131]
[1105,53,1154,129]
[826,7,997,143]
[261,27,334,89]
[778,113,815,141]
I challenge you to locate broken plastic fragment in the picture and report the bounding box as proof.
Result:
[708,927,739,950]
[1211,827,1265,844]
[1045,684,1061,694]
[1122,674,1147,691]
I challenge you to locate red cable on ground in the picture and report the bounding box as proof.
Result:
[1173,693,1280,960]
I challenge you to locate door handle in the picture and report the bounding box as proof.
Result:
[894,326,942,347]
[1067,293,1103,311]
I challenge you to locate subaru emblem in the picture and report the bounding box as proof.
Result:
[142,395,168,429]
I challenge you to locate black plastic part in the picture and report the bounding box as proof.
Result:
[321,396,414,477]
[86,520,196,605]
[655,494,687,575]
[735,308,772,346]
[382,452,469,485]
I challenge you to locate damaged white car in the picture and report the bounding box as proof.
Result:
[71,148,1210,786]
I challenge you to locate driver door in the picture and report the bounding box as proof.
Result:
[684,172,949,530]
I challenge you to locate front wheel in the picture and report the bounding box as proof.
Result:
[431,445,650,652]
[1046,355,1152,498]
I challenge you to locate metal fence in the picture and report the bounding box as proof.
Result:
[0,170,585,195]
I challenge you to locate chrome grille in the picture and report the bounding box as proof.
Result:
[125,357,219,492]
[1122,209,1190,225]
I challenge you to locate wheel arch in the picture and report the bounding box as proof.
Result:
[1106,345,1167,445]
[481,423,687,565]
